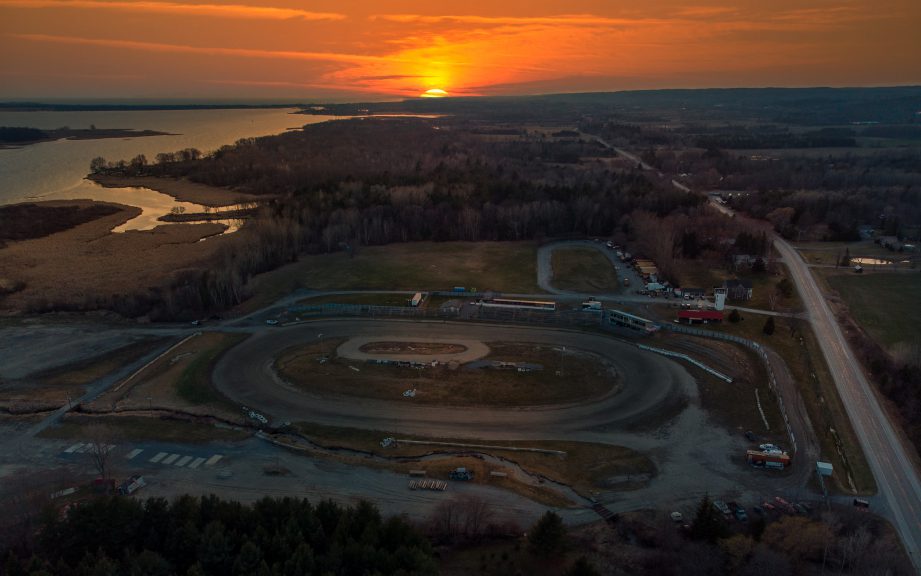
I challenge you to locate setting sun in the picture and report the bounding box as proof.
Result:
[421,88,449,98]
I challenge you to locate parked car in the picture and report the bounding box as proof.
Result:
[670,511,684,523]
[752,506,765,516]
[713,500,731,517]
[734,508,749,522]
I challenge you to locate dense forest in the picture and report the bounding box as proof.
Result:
[581,119,921,241]
[2,495,437,576]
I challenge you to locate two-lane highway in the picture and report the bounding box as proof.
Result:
[776,237,921,571]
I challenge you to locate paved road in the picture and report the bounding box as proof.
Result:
[699,160,921,572]
[777,236,921,571]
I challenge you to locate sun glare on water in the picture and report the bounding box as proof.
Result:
[421,88,449,98]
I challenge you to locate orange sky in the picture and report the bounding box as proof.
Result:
[1,0,919,100]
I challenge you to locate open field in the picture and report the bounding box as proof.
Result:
[92,331,247,417]
[237,241,540,315]
[793,240,919,267]
[39,414,251,443]
[550,247,620,292]
[0,201,228,314]
[694,313,875,493]
[276,339,618,407]
[90,174,265,207]
[291,421,654,499]
[825,272,921,356]
[297,292,415,307]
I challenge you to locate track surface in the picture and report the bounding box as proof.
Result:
[214,319,689,441]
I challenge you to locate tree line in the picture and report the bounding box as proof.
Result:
[3,495,437,576]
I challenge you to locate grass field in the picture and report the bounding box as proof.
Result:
[296,292,415,307]
[292,421,655,499]
[550,247,619,292]
[94,332,247,415]
[40,414,250,443]
[235,241,540,315]
[276,339,618,407]
[825,272,921,356]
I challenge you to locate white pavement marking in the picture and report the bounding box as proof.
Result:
[76,444,93,453]
[149,452,168,463]
[161,453,180,465]
[64,443,84,453]
[188,457,206,469]
[175,455,193,467]
[125,448,143,460]
[204,455,223,466]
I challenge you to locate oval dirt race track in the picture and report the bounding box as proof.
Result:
[214,319,695,441]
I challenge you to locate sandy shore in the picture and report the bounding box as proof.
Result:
[90,174,267,207]
[0,199,228,314]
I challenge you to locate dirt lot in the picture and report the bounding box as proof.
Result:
[91,174,265,207]
[359,341,468,355]
[0,201,229,314]
[276,340,619,407]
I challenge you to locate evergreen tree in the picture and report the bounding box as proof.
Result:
[689,495,728,543]
[528,511,567,557]
[763,316,775,335]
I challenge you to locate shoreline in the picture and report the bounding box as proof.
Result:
[88,174,268,207]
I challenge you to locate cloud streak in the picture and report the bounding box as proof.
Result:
[0,0,345,20]
[11,33,393,64]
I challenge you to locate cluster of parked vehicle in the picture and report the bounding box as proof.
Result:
[689,496,813,526]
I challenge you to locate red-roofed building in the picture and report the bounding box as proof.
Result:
[677,310,724,324]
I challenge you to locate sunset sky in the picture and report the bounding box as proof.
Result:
[1,0,919,100]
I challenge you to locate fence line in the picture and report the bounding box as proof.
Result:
[636,343,734,383]
[662,323,797,454]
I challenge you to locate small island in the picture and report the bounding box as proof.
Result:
[0,125,173,148]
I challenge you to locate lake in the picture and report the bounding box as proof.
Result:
[0,108,336,231]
